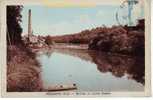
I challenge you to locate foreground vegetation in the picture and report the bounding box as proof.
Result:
[7,45,42,91]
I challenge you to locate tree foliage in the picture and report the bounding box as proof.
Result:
[7,6,23,45]
[45,35,53,45]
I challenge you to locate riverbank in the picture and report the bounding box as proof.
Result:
[52,43,88,50]
[7,45,42,92]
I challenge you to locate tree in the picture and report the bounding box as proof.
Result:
[7,6,23,45]
[45,36,53,45]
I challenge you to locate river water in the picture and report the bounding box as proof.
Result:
[36,48,144,92]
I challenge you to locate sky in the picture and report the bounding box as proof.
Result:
[21,0,144,36]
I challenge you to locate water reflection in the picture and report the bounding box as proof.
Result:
[89,51,145,85]
[37,48,144,91]
[52,48,145,85]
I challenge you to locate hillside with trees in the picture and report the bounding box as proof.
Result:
[49,19,144,56]
[51,26,110,44]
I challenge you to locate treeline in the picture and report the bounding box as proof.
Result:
[51,26,111,44]
[49,19,144,56]
[89,20,145,56]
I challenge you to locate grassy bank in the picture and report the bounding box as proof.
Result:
[7,45,42,92]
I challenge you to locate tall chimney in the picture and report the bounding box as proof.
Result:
[28,9,32,36]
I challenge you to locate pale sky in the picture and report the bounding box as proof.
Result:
[21,0,144,36]
[40,0,123,7]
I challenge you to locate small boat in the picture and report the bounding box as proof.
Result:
[45,83,77,91]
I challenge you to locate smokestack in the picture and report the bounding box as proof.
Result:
[28,9,32,36]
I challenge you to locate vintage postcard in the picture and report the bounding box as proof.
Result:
[0,0,151,97]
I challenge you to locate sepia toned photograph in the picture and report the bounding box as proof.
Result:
[0,0,151,97]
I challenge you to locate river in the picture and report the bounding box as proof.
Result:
[36,48,144,92]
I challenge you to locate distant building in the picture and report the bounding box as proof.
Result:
[29,36,38,43]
